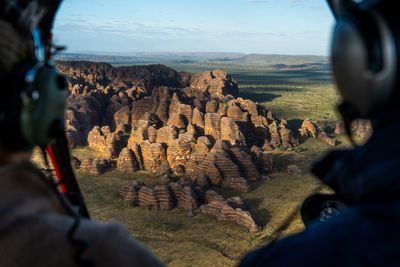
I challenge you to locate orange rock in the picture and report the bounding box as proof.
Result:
[204,113,222,141]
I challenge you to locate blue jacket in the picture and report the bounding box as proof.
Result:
[239,121,400,267]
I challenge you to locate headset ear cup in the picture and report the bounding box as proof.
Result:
[20,64,68,146]
[331,11,397,118]
[332,17,372,117]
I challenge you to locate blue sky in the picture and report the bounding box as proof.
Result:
[53,0,334,55]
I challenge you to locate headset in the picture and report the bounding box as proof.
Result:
[328,0,398,120]
[0,0,68,150]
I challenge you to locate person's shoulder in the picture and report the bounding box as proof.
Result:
[239,206,387,267]
[34,213,165,267]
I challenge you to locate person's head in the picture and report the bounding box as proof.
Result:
[0,0,67,163]
[0,20,28,81]
[328,0,400,124]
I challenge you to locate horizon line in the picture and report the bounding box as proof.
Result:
[58,51,329,57]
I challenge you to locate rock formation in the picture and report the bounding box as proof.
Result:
[138,186,160,210]
[117,148,138,173]
[87,126,126,158]
[200,190,259,232]
[299,119,336,146]
[61,62,337,192]
[154,185,175,211]
[335,119,373,140]
[80,158,111,176]
[168,182,199,212]
[118,180,259,232]
[119,181,144,205]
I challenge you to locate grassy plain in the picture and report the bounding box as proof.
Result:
[33,60,343,266]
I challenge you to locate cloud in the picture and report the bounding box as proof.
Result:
[248,0,312,7]
[55,19,203,39]
[311,5,325,10]
[56,17,289,43]
[247,0,270,3]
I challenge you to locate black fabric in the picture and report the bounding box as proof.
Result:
[0,62,33,151]
[239,119,400,267]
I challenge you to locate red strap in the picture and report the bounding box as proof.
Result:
[46,145,67,193]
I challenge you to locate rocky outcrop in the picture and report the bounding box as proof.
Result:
[117,86,276,190]
[139,141,167,172]
[118,181,144,205]
[57,61,186,97]
[62,62,337,188]
[119,181,258,232]
[204,113,222,141]
[138,186,160,210]
[188,70,239,99]
[200,190,259,232]
[221,177,251,193]
[154,185,174,211]
[299,119,336,146]
[168,182,199,212]
[114,106,131,134]
[251,146,274,173]
[335,119,373,140]
[117,148,138,173]
[229,147,260,181]
[80,158,111,176]
[220,117,246,145]
[166,140,192,172]
[87,126,125,158]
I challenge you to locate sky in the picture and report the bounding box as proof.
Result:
[53,0,335,56]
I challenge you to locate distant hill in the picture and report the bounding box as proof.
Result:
[55,52,330,70]
[54,52,245,64]
[231,54,328,66]
[205,54,330,70]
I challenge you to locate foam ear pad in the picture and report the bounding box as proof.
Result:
[331,10,397,118]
